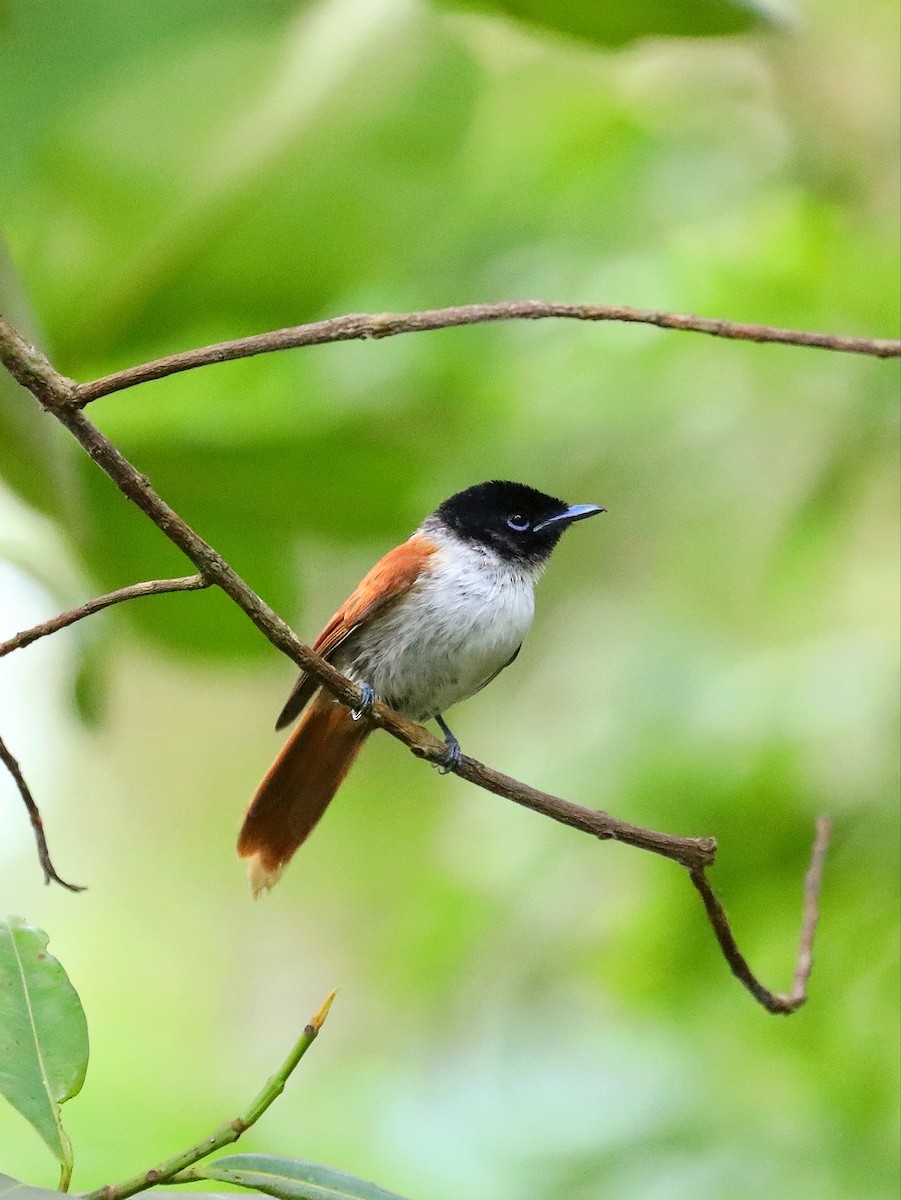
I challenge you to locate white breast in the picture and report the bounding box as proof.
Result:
[346,531,538,722]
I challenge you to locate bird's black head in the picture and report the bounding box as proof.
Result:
[433,480,604,567]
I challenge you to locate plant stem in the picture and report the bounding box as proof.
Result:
[81,992,336,1200]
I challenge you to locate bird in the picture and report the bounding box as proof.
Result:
[237,480,605,895]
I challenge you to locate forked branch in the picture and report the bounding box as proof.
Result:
[689,816,832,1015]
[0,307,852,1010]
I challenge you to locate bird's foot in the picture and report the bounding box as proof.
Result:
[351,682,375,721]
[437,735,462,774]
[434,715,462,774]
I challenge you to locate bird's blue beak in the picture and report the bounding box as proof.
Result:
[533,504,606,532]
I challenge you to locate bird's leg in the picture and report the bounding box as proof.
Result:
[351,681,375,721]
[434,714,462,774]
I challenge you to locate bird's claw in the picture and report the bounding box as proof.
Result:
[351,682,375,721]
[433,715,462,773]
[436,733,462,775]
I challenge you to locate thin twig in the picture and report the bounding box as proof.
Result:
[689,816,832,1013]
[82,992,336,1200]
[787,815,832,1003]
[0,310,838,1010]
[73,300,901,403]
[0,574,210,659]
[0,732,85,892]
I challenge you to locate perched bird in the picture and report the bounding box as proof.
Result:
[238,480,604,895]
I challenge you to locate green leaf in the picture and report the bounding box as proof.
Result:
[0,919,89,1188]
[0,1175,69,1200]
[436,0,787,47]
[194,1154,411,1200]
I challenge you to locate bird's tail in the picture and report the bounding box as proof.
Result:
[237,692,370,896]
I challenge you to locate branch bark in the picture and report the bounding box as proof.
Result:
[0,574,210,659]
[72,301,901,404]
[0,732,84,892]
[0,308,842,1011]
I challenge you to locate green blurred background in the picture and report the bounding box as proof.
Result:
[0,0,898,1196]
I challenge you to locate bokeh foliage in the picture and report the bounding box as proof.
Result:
[0,1,898,1198]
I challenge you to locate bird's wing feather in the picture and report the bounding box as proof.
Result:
[275,533,437,730]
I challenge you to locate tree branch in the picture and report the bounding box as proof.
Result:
[0,309,841,1009]
[73,301,901,404]
[689,816,831,1014]
[0,575,210,659]
[82,991,336,1200]
[0,732,84,892]
[0,331,719,872]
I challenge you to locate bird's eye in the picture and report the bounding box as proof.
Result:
[506,514,530,532]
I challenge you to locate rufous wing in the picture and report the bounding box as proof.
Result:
[275,533,437,729]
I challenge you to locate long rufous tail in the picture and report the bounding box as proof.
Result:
[238,692,370,896]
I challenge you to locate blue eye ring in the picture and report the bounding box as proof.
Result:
[506,514,530,532]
